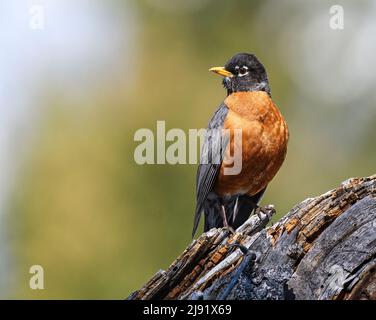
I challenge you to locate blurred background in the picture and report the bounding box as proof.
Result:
[0,0,375,299]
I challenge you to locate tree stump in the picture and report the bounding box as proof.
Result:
[128,175,376,300]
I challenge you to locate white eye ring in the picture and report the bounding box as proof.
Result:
[235,65,249,77]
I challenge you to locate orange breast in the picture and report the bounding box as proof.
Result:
[214,91,289,197]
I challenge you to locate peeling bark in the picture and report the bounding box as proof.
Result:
[128,175,376,300]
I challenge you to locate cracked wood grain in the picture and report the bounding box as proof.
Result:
[128,175,376,300]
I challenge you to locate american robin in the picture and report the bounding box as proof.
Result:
[192,53,289,237]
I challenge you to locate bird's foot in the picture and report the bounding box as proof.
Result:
[223,225,236,236]
[219,205,236,236]
[255,204,275,220]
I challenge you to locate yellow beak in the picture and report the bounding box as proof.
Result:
[209,66,233,77]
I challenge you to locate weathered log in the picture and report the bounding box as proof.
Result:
[128,175,376,300]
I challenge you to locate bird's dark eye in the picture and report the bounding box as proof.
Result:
[238,66,248,76]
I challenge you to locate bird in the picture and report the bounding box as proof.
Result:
[192,53,289,237]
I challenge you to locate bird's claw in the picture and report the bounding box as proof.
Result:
[255,204,275,220]
[225,226,236,235]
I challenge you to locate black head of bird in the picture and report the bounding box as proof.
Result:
[209,53,270,96]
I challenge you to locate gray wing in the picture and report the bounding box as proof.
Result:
[192,103,229,237]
